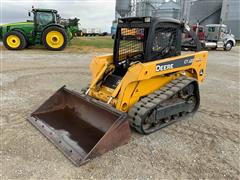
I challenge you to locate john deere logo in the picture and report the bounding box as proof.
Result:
[156,64,174,72]
[156,56,195,72]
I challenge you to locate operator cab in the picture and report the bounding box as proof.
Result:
[113,17,182,76]
[30,8,59,31]
[103,17,200,90]
[103,17,184,90]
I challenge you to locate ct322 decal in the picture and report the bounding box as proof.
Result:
[156,56,195,72]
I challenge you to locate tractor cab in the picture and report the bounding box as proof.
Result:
[29,8,60,31]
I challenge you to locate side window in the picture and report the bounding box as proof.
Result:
[220,27,226,33]
[152,27,177,54]
[37,12,54,26]
[208,27,215,32]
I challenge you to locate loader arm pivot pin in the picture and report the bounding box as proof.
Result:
[85,88,90,95]
[107,97,113,104]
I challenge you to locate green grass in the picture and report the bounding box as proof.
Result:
[71,36,114,49]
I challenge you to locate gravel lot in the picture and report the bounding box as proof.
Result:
[1,47,239,179]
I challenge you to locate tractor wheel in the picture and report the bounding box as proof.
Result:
[42,26,67,51]
[3,31,27,50]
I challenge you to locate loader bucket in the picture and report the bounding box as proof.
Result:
[27,86,131,166]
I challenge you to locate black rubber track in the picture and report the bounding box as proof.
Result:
[128,76,200,134]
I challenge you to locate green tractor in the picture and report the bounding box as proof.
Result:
[60,18,82,37]
[0,8,72,50]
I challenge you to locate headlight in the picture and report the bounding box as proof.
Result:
[118,19,123,24]
[144,17,151,23]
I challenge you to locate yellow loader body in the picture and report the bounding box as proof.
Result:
[89,51,208,112]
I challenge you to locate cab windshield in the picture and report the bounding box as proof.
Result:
[36,12,55,26]
[117,27,148,64]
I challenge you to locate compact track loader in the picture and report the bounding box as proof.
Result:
[28,17,208,166]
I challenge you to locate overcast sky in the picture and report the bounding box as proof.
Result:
[1,0,116,32]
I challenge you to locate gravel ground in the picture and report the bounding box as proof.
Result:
[1,47,240,179]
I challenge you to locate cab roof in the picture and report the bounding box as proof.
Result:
[118,16,181,25]
[206,24,226,27]
[32,8,58,13]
